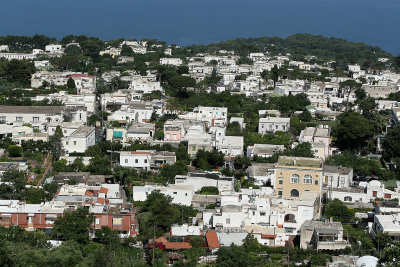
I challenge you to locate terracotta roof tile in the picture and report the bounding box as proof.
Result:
[206,231,220,249]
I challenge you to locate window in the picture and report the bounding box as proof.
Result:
[135,159,138,163]
[303,175,313,184]
[344,196,352,202]
[290,174,300,184]
[279,179,283,185]
[73,141,77,145]
[278,190,282,196]
[185,193,187,196]
[226,218,230,224]
[16,116,22,122]
[315,180,318,185]
[112,217,123,225]
[66,141,69,145]
[260,212,266,216]
[173,192,177,194]
[192,146,196,151]
[0,116,5,122]
[144,159,147,163]
[32,116,39,122]
[125,159,128,164]
[95,218,100,225]
[290,189,299,197]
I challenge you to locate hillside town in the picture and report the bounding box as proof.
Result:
[1,34,400,266]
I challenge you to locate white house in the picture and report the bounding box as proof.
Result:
[62,126,96,154]
[216,136,244,157]
[160,58,183,66]
[132,184,195,206]
[45,44,63,54]
[258,117,290,134]
[175,172,234,193]
[120,151,151,170]
[0,106,63,132]
[323,165,353,189]
[179,106,228,126]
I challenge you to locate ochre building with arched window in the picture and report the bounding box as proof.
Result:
[274,156,323,199]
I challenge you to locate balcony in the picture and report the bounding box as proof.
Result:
[316,240,349,250]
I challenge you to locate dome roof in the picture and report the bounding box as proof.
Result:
[356,256,378,267]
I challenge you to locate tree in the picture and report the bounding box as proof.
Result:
[1,169,27,193]
[66,77,76,89]
[65,44,82,56]
[0,59,35,86]
[169,75,196,90]
[8,145,22,157]
[49,126,63,161]
[270,65,280,86]
[290,116,306,136]
[189,236,204,248]
[287,142,315,158]
[88,155,112,175]
[26,187,47,204]
[380,242,400,266]
[150,111,159,122]
[298,110,312,122]
[160,161,188,183]
[120,45,133,56]
[394,54,400,71]
[110,76,127,90]
[383,126,400,159]
[53,208,94,244]
[324,199,354,222]
[336,111,374,151]
[138,191,180,239]
[339,80,362,110]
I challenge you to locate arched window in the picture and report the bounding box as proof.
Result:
[303,175,313,185]
[284,214,296,223]
[290,189,299,197]
[290,174,300,184]
[344,196,352,202]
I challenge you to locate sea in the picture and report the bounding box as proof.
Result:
[1,0,399,54]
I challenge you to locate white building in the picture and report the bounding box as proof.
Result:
[372,213,400,241]
[62,126,96,154]
[120,151,151,170]
[45,44,63,54]
[0,106,63,132]
[160,58,183,66]
[132,184,195,206]
[258,117,290,134]
[175,172,234,193]
[216,136,244,157]
[179,106,228,126]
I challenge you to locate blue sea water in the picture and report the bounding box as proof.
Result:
[1,0,399,54]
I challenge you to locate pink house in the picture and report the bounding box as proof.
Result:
[164,126,182,141]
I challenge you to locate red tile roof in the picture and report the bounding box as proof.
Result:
[97,197,105,204]
[155,237,192,250]
[206,231,220,249]
[99,187,108,194]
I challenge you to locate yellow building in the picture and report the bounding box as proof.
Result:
[274,156,323,198]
